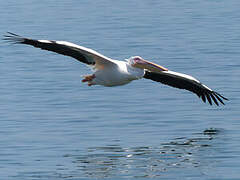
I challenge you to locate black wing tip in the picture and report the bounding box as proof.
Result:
[4,32,21,38]
[206,93,213,105]
[214,92,228,101]
[3,32,25,44]
[199,91,228,106]
[6,32,21,36]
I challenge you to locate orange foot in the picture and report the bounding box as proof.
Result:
[82,74,96,86]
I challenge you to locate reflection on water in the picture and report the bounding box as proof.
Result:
[62,129,220,179]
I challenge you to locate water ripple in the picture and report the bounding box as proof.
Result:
[60,129,219,179]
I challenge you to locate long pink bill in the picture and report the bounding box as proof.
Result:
[135,59,168,73]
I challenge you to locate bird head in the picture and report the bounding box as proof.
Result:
[128,56,168,73]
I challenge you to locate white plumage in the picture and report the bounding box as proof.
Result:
[88,59,143,87]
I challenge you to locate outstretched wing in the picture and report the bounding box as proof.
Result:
[3,32,116,69]
[144,70,228,105]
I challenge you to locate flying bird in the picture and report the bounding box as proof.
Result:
[3,32,228,105]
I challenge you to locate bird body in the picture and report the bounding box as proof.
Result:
[90,60,144,87]
[3,32,228,105]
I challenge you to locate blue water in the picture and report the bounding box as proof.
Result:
[1,0,240,179]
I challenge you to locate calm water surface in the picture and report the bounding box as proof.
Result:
[1,1,240,179]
